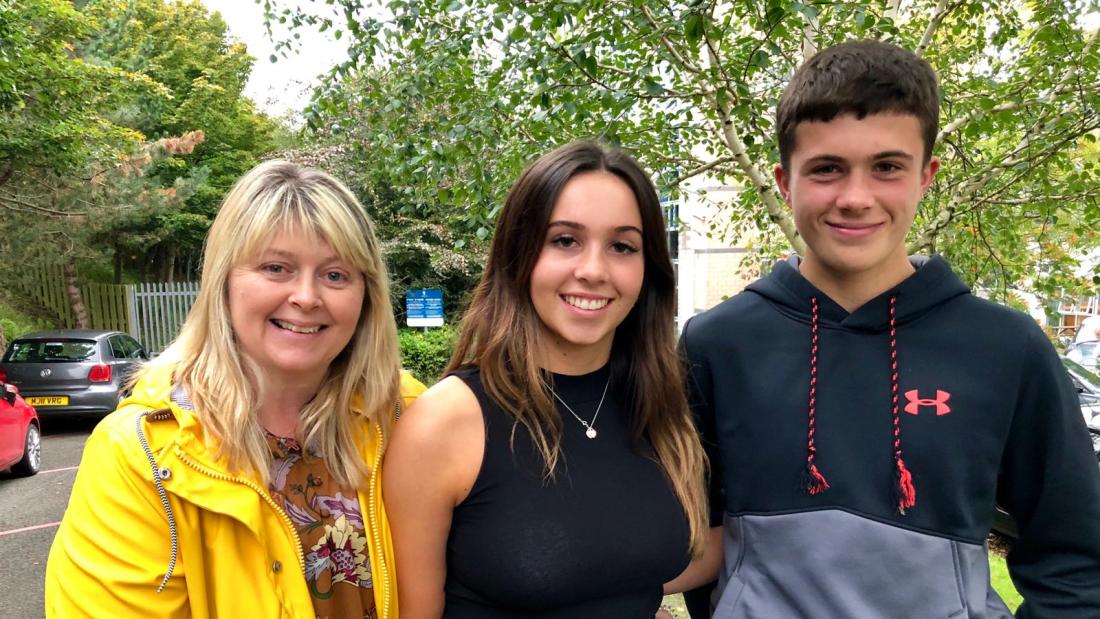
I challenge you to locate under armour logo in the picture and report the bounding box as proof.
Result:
[903,389,951,416]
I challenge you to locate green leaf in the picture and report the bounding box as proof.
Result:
[792,1,819,19]
[765,7,786,27]
[685,14,703,44]
[584,54,597,76]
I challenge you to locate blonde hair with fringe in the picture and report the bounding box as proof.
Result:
[139,160,400,487]
[446,142,709,555]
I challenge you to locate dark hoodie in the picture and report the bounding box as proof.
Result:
[682,256,1100,618]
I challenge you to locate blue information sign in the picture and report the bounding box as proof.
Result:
[406,288,444,327]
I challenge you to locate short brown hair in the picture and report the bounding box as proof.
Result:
[776,40,940,168]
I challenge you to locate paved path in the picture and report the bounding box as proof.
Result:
[0,416,98,619]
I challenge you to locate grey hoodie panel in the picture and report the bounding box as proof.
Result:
[714,510,1013,619]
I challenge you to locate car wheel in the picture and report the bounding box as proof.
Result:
[10,423,41,477]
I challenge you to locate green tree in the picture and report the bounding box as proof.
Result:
[0,0,276,325]
[80,0,277,281]
[0,132,206,326]
[0,0,150,183]
[275,0,1100,300]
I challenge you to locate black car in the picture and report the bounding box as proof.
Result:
[992,358,1100,538]
[0,330,148,417]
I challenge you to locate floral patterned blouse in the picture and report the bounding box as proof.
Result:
[266,431,376,619]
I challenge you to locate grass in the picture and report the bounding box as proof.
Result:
[661,540,1022,617]
[989,550,1022,611]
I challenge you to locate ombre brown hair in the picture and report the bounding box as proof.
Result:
[446,141,708,554]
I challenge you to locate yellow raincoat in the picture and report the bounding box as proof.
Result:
[45,364,425,618]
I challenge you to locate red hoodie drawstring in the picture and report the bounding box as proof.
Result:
[801,296,830,495]
[800,294,916,514]
[890,295,917,514]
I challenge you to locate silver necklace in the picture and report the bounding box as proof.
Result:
[550,376,610,439]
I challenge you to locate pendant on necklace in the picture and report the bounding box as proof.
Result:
[585,427,598,439]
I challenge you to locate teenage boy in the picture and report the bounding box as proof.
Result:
[681,39,1100,617]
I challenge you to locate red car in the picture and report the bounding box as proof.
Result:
[0,382,40,476]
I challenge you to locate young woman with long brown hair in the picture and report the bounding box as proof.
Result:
[384,141,720,617]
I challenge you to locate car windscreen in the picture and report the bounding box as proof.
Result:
[1066,341,1099,366]
[5,339,97,363]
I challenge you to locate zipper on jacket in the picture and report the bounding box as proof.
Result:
[173,449,307,576]
[136,409,180,593]
[369,423,391,619]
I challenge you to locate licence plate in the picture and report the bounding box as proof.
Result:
[26,396,69,406]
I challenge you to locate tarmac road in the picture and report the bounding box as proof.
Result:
[0,415,99,619]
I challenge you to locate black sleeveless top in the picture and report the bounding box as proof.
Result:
[444,365,691,618]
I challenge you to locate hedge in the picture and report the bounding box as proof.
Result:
[399,326,458,385]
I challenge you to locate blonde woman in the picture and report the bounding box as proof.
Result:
[385,141,721,618]
[46,161,425,618]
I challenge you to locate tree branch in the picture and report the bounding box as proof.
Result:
[972,192,1099,206]
[701,18,743,107]
[801,6,820,61]
[0,192,83,217]
[711,96,802,252]
[910,113,1091,252]
[974,211,1010,299]
[701,37,799,248]
[916,0,963,57]
[938,81,1100,143]
[673,155,736,184]
[638,5,706,76]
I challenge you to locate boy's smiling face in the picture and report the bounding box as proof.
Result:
[775,112,939,287]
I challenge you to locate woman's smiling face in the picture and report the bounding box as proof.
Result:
[227,229,365,387]
[529,170,645,371]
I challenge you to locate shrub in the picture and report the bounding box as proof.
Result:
[0,297,54,352]
[399,325,458,385]
[383,218,485,326]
